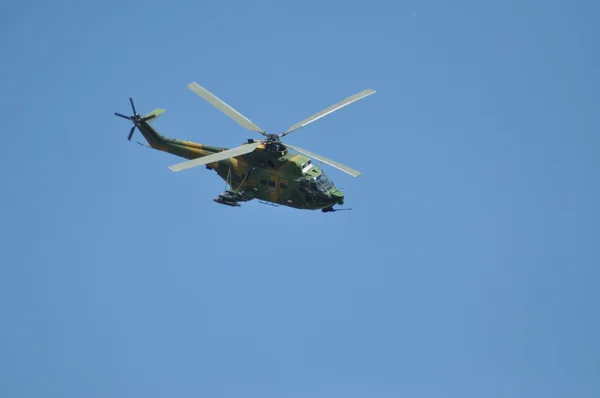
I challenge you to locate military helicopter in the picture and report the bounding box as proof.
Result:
[114,82,375,212]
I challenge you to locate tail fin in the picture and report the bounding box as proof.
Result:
[143,108,166,124]
[135,109,167,147]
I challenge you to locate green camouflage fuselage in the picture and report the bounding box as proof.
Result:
[136,111,344,210]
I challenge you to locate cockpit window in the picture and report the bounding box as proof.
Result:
[314,173,334,192]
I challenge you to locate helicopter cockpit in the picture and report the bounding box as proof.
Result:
[299,172,335,193]
[315,173,334,192]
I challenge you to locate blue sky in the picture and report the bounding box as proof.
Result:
[1,0,598,396]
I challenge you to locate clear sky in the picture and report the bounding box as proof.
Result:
[1,0,598,397]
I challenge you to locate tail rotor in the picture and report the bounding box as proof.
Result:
[114,97,154,141]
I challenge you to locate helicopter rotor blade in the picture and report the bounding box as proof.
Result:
[129,97,137,115]
[168,141,262,172]
[114,112,131,120]
[281,89,376,137]
[127,125,136,141]
[285,144,361,177]
[187,82,267,136]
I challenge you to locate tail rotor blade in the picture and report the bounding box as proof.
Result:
[129,97,137,115]
[115,112,131,120]
[127,125,136,141]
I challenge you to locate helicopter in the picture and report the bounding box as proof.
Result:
[114,82,375,212]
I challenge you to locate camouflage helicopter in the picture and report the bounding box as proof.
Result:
[114,82,375,212]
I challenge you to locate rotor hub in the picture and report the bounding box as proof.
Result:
[265,133,281,142]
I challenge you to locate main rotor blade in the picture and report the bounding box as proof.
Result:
[282,89,376,137]
[168,141,261,172]
[187,82,267,135]
[285,144,361,177]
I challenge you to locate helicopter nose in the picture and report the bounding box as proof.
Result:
[331,189,344,205]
